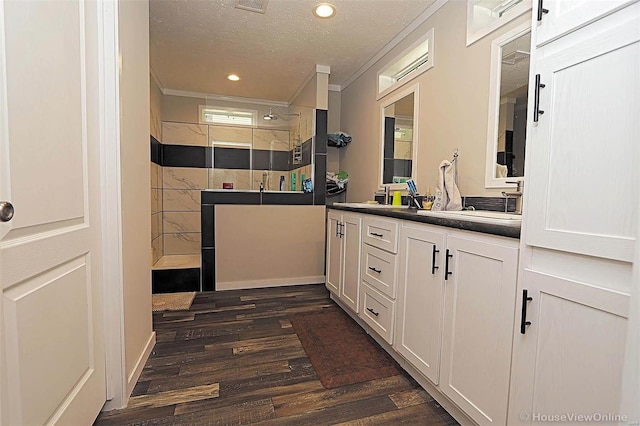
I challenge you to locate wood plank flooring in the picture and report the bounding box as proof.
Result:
[95,284,458,425]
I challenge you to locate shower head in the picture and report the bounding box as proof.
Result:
[263,107,300,121]
[263,108,277,120]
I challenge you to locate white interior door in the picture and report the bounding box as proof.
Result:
[0,1,106,424]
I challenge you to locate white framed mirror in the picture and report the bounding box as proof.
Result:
[380,83,419,190]
[485,21,531,188]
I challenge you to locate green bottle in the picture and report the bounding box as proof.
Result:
[291,172,296,191]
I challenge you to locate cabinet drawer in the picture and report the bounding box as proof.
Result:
[359,282,395,344]
[361,243,398,299]
[363,217,399,253]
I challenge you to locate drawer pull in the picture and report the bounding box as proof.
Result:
[431,245,439,275]
[445,249,453,280]
[370,232,384,238]
[368,266,382,274]
[366,307,379,317]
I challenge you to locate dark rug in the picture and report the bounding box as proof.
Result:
[289,307,403,389]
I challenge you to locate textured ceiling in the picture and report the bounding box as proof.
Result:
[150,0,437,102]
[500,32,531,98]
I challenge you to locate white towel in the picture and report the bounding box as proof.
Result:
[432,160,462,211]
[496,163,508,178]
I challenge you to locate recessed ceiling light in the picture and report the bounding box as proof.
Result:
[313,3,336,18]
[227,74,240,81]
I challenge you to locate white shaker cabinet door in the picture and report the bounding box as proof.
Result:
[508,270,629,425]
[394,224,446,385]
[535,0,636,46]
[440,234,519,426]
[340,214,362,312]
[525,4,640,262]
[326,211,342,295]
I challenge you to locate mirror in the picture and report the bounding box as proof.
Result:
[381,84,419,188]
[485,23,531,188]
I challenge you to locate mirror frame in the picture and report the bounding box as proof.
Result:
[379,83,420,190]
[484,21,531,188]
[466,0,531,47]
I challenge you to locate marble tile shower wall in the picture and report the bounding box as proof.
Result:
[151,160,163,264]
[162,122,209,256]
[159,121,300,256]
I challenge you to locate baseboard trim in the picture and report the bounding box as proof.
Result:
[330,294,475,426]
[125,331,156,401]
[216,275,326,291]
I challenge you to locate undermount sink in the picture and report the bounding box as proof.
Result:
[417,209,522,226]
[333,202,409,209]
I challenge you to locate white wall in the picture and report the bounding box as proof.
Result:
[118,0,154,397]
[340,1,531,201]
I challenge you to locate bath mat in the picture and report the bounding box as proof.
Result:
[289,307,402,388]
[152,292,196,312]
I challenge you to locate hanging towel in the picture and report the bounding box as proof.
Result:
[327,132,352,147]
[432,160,462,211]
[496,163,508,178]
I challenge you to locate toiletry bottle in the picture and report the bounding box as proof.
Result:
[392,191,402,206]
[279,175,285,191]
[291,173,296,191]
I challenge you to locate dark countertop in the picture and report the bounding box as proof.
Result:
[328,205,521,239]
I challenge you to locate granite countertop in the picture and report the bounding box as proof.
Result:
[328,205,520,239]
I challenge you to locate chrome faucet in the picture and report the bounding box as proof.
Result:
[502,181,524,214]
[384,186,391,205]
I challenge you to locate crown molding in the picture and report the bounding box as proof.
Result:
[288,64,331,105]
[316,64,331,74]
[150,66,163,90]
[340,0,448,91]
[162,88,288,107]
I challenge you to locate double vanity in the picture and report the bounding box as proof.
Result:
[326,204,521,425]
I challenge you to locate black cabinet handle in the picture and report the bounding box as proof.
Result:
[370,232,384,238]
[431,245,440,275]
[537,0,549,21]
[366,307,379,317]
[335,221,340,237]
[520,289,533,334]
[368,266,381,274]
[339,222,344,238]
[444,249,453,280]
[534,74,546,122]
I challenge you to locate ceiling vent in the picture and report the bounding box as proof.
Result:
[235,0,268,14]
[502,50,530,65]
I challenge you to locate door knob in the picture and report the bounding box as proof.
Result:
[0,201,14,222]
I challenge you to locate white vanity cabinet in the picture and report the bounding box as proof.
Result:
[326,210,362,313]
[508,2,638,424]
[395,223,519,426]
[327,208,522,424]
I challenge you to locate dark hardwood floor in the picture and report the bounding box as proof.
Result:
[95,284,458,425]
